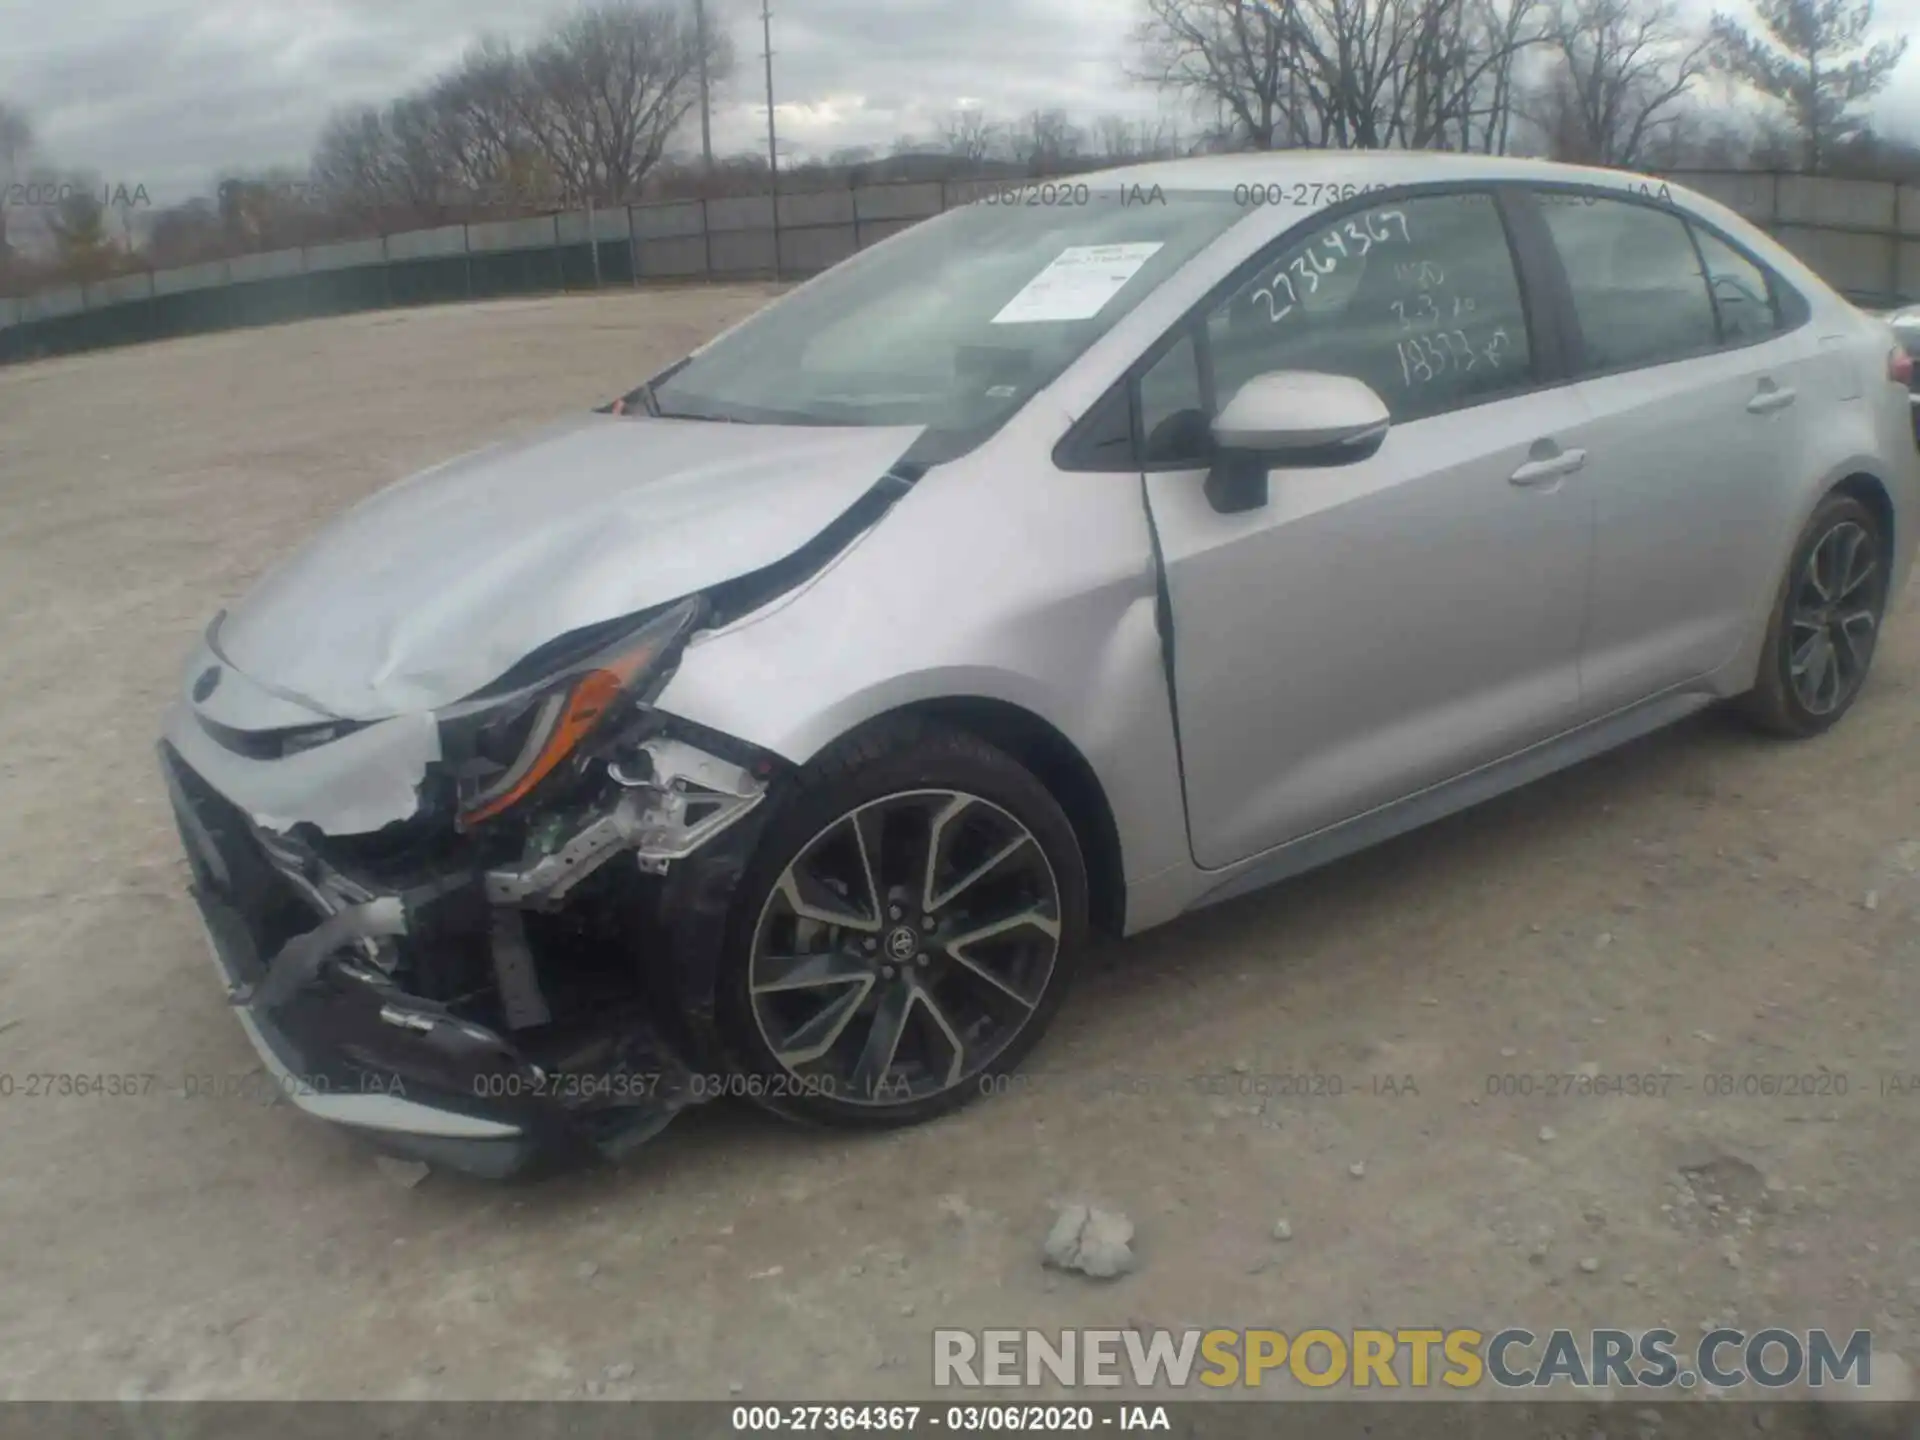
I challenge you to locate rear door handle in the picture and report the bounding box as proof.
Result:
[1747,386,1796,414]
[1509,448,1587,486]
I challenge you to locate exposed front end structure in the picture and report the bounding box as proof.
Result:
[161,663,777,1177]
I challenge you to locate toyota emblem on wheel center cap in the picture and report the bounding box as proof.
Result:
[884,926,918,962]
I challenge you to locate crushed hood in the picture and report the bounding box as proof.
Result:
[215,412,923,721]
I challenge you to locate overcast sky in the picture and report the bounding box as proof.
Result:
[2,0,1919,206]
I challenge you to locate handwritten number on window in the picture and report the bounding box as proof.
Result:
[1395,327,1512,389]
[1390,293,1440,329]
[1251,268,1298,323]
[1367,210,1410,244]
[1256,207,1419,326]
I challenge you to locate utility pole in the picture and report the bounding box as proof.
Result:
[761,0,778,187]
[694,0,714,174]
[761,0,780,279]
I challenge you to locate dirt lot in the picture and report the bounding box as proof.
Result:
[1,288,1918,1405]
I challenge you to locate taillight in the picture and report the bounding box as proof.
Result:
[1889,345,1913,385]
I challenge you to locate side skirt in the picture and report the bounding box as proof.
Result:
[1190,686,1717,913]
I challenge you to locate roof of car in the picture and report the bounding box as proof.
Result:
[1084,150,1665,195]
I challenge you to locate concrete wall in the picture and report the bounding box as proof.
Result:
[1668,169,1912,300]
[150,261,227,296]
[84,273,153,307]
[10,171,1920,359]
[467,216,559,254]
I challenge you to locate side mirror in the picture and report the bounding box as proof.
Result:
[1205,372,1391,514]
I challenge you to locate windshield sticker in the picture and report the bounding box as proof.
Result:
[990,242,1165,325]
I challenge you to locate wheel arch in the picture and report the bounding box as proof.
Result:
[1830,470,1898,575]
[1725,460,1904,697]
[827,697,1129,941]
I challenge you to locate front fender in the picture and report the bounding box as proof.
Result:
[652,592,1189,904]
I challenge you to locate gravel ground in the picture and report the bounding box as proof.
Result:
[1,288,1918,1405]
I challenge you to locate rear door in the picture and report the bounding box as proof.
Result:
[1519,189,1815,715]
[1139,189,1595,869]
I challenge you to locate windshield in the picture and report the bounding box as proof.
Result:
[645,189,1246,460]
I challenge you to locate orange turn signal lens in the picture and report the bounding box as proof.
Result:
[458,668,626,828]
[448,597,702,830]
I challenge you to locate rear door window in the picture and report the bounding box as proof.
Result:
[1534,194,1718,373]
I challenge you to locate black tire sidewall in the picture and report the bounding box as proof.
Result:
[1761,494,1886,735]
[712,722,1090,1129]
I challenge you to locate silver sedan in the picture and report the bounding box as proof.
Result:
[160,153,1920,1175]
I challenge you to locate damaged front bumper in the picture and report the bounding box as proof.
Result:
[160,696,773,1178]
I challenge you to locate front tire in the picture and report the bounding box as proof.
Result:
[714,718,1089,1129]
[1738,492,1889,738]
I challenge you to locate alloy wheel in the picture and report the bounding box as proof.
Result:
[1787,519,1881,717]
[747,789,1062,1106]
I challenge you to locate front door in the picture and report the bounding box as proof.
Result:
[1139,190,1594,869]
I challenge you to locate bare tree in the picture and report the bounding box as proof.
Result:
[0,103,27,182]
[1095,114,1140,158]
[1012,108,1084,172]
[0,102,31,276]
[313,38,567,223]
[1709,0,1907,170]
[940,107,1002,163]
[1466,0,1548,151]
[139,198,226,269]
[311,102,452,225]
[427,39,546,203]
[1132,0,1549,153]
[25,168,123,281]
[1092,114,1186,158]
[1131,0,1296,148]
[1527,0,1710,164]
[519,0,733,204]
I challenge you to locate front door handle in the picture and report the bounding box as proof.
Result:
[1747,386,1797,414]
[1509,448,1587,486]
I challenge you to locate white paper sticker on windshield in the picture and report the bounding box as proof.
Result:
[989,242,1164,325]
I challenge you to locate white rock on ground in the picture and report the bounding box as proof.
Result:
[1043,1205,1135,1279]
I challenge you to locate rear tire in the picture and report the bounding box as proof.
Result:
[1737,492,1888,737]
[713,717,1088,1130]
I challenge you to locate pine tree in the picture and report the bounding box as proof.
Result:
[1709,0,1908,171]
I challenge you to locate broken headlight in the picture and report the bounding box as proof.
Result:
[437,597,704,830]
